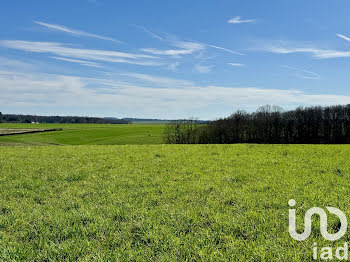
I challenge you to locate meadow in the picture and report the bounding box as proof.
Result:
[0,143,350,261]
[0,123,164,145]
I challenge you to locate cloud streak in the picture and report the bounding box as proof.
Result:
[50,56,103,68]
[228,16,256,24]
[336,33,350,42]
[117,72,194,87]
[262,44,350,59]
[34,21,123,43]
[132,25,244,57]
[228,63,245,67]
[141,41,205,57]
[0,40,161,66]
[281,65,320,80]
[207,44,244,55]
[132,24,164,40]
[194,64,212,73]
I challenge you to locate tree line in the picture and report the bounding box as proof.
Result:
[164,105,350,144]
[0,113,128,124]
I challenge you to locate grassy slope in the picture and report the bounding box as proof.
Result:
[0,144,349,261]
[0,124,164,145]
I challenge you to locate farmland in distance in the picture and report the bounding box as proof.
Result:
[0,123,164,146]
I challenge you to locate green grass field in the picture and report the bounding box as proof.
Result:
[0,144,349,261]
[0,124,164,145]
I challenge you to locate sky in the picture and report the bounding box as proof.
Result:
[2,0,350,119]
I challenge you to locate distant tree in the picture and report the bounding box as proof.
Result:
[0,114,129,124]
[164,104,350,144]
[164,119,200,144]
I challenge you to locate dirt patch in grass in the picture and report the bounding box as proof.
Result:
[0,128,62,136]
[0,142,61,146]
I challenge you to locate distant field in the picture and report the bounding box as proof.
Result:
[0,144,349,260]
[130,121,208,125]
[130,121,170,125]
[0,123,164,145]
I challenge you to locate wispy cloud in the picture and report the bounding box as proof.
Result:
[228,16,256,24]
[167,61,180,71]
[281,65,320,80]
[194,64,212,73]
[173,41,204,50]
[228,63,245,67]
[0,40,161,66]
[141,41,205,57]
[140,48,193,56]
[34,21,123,43]
[134,24,243,57]
[118,72,194,87]
[336,33,350,42]
[132,25,164,40]
[206,44,244,55]
[261,44,350,59]
[50,56,103,68]
[0,56,37,71]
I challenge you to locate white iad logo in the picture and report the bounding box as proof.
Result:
[288,199,347,241]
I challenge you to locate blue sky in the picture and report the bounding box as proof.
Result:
[2,0,350,119]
